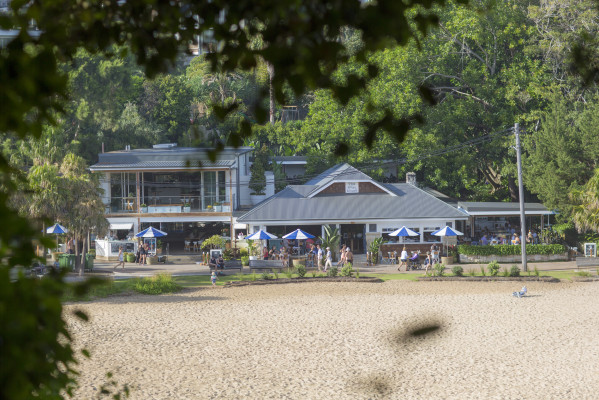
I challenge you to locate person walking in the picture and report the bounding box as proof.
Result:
[316,244,323,272]
[211,270,218,287]
[324,246,332,272]
[399,246,408,271]
[345,247,353,265]
[113,246,125,270]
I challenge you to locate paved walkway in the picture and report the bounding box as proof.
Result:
[69,254,584,281]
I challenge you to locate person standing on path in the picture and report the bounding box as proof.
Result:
[114,246,125,270]
[324,246,332,272]
[345,247,353,265]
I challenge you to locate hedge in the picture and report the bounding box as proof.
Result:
[457,244,567,256]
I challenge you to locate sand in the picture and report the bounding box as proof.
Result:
[64,281,599,399]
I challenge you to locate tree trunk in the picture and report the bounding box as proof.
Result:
[80,236,88,276]
[74,236,81,276]
[268,62,275,124]
[507,176,519,202]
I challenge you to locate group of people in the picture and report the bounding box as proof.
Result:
[479,229,538,246]
[208,253,225,274]
[394,244,441,273]
[113,241,151,270]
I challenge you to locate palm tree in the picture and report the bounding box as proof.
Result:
[319,225,340,262]
[570,167,599,232]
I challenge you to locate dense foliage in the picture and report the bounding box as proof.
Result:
[458,244,567,256]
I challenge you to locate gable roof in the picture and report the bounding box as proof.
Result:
[305,163,396,197]
[237,180,468,223]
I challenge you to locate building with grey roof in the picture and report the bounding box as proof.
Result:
[238,163,469,254]
[89,144,259,255]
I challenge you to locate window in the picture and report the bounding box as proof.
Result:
[218,171,226,202]
[369,224,377,233]
[203,171,216,209]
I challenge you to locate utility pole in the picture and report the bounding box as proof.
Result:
[515,123,527,271]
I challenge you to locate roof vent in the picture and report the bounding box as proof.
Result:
[406,172,416,185]
[152,143,178,149]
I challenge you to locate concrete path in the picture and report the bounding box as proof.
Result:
[68,254,585,281]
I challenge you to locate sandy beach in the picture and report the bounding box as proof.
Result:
[65,280,599,399]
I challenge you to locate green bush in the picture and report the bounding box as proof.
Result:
[261,272,272,280]
[296,264,306,278]
[340,262,353,277]
[271,269,279,279]
[327,266,338,277]
[241,256,249,266]
[458,244,567,256]
[239,248,249,257]
[509,265,520,277]
[502,267,509,277]
[480,265,486,276]
[133,274,181,295]
[284,268,293,279]
[487,261,500,276]
[433,264,445,277]
[451,266,463,277]
[125,252,136,263]
[534,265,540,277]
[222,248,234,261]
[577,271,591,277]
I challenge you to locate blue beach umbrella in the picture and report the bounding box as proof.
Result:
[46,223,68,234]
[46,223,68,251]
[135,226,168,238]
[432,226,463,256]
[245,230,278,240]
[389,226,420,244]
[282,229,315,240]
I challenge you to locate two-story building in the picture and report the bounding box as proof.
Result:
[89,144,254,254]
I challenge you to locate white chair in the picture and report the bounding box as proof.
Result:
[184,241,191,252]
[193,241,199,252]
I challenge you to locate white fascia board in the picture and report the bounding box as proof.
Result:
[140,216,231,223]
[467,211,553,216]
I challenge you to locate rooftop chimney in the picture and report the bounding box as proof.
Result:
[406,172,416,185]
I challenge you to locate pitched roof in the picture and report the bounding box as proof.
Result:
[237,181,467,223]
[305,163,373,186]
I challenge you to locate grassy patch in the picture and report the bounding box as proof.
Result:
[133,274,182,295]
[542,270,583,281]
[62,279,132,302]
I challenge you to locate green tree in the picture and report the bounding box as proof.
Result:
[249,145,269,195]
[570,168,599,232]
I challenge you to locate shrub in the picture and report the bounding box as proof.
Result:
[502,267,509,277]
[126,252,136,263]
[340,262,353,277]
[202,235,226,251]
[480,265,486,276]
[327,266,338,277]
[577,271,591,277]
[310,270,317,278]
[451,266,464,277]
[355,266,360,279]
[133,274,181,295]
[487,261,500,276]
[261,272,272,280]
[433,264,445,277]
[239,248,249,257]
[534,265,540,277]
[509,265,520,277]
[241,256,249,266]
[271,269,279,279]
[250,273,257,281]
[457,244,567,256]
[284,268,293,279]
[468,269,476,277]
[296,264,306,278]
[222,248,234,261]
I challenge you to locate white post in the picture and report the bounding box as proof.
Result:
[515,123,528,271]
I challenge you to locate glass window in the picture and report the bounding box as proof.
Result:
[369,224,377,233]
[218,171,226,203]
[203,171,216,209]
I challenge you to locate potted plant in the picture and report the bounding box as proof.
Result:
[213,202,222,212]
[156,239,163,255]
[183,203,191,212]
[140,203,148,213]
[247,239,260,260]
[206,205,213,212]
[147,256,158,265]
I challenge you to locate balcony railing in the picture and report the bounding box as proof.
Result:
[108,196,231,214]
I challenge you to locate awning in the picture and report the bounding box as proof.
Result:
[110,223,133,230]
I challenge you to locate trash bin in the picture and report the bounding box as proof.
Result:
[85,253,94,271]
[58,254,70,270]
[66,254,76,271]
